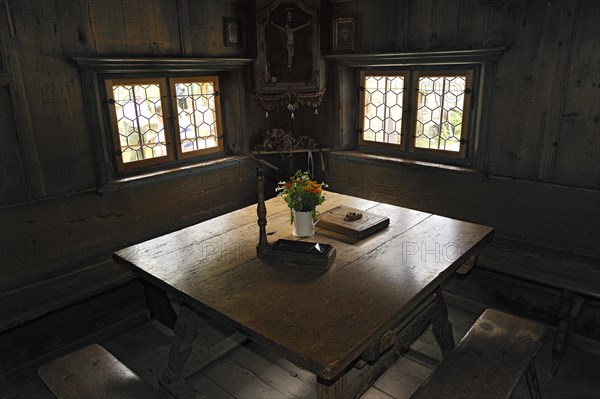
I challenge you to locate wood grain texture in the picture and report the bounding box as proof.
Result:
[0,281,148,378]
[0,259,135,332]
[327,154,600,258]
[38,343,162,399]
[411,308,545,399]
[115,191,494,385]
[317,205,390,239]
[477,237,600,299]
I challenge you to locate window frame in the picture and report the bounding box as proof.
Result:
[73,57,253,187]
[358,71,410,150]
[325,48,505,170]
[169,76,224,160]
[409,69,473,159]
[105,77,173,172]
[359,67,475,162]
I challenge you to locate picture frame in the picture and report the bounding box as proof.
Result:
[256,0,320,92]
[333,17,354,52]
[223,18,242,47]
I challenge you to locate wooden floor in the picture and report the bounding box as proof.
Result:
[14,300,600,399]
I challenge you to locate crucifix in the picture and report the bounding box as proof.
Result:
[271,19,311,68]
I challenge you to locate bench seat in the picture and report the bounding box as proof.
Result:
[0,259,136,333]
[476,237,599,374]
[411,308,545,399]
[38,343,162,399]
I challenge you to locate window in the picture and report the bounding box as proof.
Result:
[360,69,473,160]
[105,76,223,172]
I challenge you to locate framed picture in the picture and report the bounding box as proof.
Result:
[333,17,354,51]
[256,0,320,92]
[223,18,242,47]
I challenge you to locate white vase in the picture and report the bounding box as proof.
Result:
[293,210,319,238]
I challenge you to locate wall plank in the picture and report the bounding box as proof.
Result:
[323,0,598,190]
[327,154,600,258]
[0,161,256,292]
[0,87,29,204]
[552,2,600,188]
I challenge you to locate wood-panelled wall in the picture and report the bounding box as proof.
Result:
[325,0,599,188]
[322,0,599,257]
[0,0,257,292]
[0,0,598,294]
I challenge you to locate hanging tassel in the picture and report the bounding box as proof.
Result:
[291,112,294,119]
[265,111,269,118]
[314,108,318,116]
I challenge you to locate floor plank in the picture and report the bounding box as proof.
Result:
[13,303,600,399]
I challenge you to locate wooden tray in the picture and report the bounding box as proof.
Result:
[259,239,336,269]
[317,205,390,239]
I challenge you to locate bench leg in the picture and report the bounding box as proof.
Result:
[552,289,584,376]
[525,361,542,399]
[431,291,455,357]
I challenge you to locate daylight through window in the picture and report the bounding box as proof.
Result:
[360,70,473,159]
[106,76,222,172]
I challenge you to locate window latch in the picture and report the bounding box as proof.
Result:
[359,86,365,92]
[460,138,468,144]
[105,98,116,105]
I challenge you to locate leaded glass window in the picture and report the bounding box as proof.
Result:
[105,76,223,172]
[360,69,472,159]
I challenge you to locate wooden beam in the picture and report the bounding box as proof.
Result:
[537,1,580,182]
[177,0,192,56]
[0,0,46,198]
[0,71,10,86]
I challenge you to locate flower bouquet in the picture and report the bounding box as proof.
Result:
[276,170,327,224]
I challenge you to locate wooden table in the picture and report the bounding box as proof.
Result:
[114,191,494,398]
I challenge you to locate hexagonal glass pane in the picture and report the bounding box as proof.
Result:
[112,83,167,163]
[175,81,219,153]
[415,75,466,152]
[362,75,405,145]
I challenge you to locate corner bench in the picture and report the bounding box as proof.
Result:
[476,237,600,375]
[38,343,163,399]
[411,308,545,399]
[0,259,138,397]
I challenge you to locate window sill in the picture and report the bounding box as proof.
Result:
[330,151,482,177]
[97,155,251,195]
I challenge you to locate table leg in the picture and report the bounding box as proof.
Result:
[161,305,203,385]
[316,374,348,399]
[431,291,455,357]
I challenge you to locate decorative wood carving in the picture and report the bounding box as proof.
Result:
[257,0,320,92]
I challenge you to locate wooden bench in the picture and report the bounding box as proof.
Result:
[476,237,600,375]
[0,259,137,398]
[0,259,136,333]
[38,343,163,399]
[411,308,546,399]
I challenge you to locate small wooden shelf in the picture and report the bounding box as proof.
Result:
[251,148,330,155]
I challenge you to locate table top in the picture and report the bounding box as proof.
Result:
[114,191,494,380]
